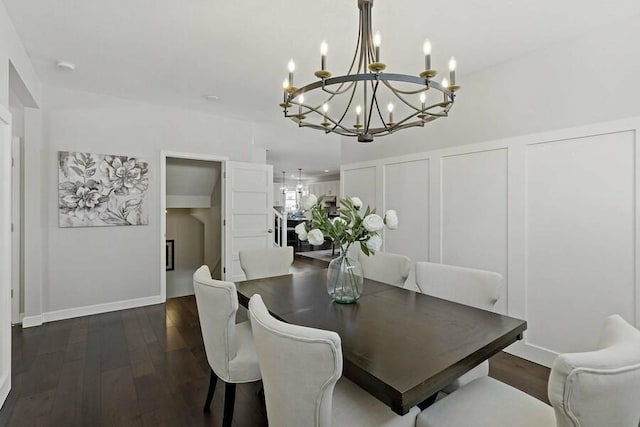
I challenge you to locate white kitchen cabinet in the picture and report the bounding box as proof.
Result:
[308,181,339,197]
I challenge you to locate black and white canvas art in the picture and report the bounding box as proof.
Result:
[58,151,149,227]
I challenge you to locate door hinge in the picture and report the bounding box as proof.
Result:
[11,223,14,232]
[223,267,226,273]
[223,219,226,226]
[12,157,14,167]
[11,289,13,298]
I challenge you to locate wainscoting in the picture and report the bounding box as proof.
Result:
[341,117,640,367]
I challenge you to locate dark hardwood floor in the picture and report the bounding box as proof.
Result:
[0,260,550,426]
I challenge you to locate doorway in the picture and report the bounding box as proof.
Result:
[160,152,227,300]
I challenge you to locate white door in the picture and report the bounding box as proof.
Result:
[11,136,21,324]
[224,162,274,281]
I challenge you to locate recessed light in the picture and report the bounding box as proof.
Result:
[204,95,220,101]
[324,170,329,173]
[56,61,76,71]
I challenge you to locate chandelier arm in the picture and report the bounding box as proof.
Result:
[296,104,358,134]
[298,122,359,137]
[387,85,425,113]
[363,4,375,64]
[352,10,364,75]
[382,80,431,96]
[369,88,387,129]
[369,118,428,135]
[387,110,424,131]
[330,74,360,133]
[424,100,452,112]
[328,12,362,97]
[365,79,380,132]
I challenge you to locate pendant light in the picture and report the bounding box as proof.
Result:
[296,168,303,194]
[280,171,287,194]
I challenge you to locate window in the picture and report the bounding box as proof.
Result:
[284,190,298,212]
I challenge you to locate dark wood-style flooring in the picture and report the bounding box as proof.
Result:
[0,259,550,426]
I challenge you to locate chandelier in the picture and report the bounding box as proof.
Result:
[280,0,460,143]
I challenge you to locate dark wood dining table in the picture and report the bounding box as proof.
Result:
[235,269,527,415]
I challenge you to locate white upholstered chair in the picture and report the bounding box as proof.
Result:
[358,250,412,288]
[193,265,261,427]
[239,246,293,280]
[415,261,503,392]
[248,294,420,427]
[417,314,640,427]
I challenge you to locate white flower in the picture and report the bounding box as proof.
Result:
[366,235,383,253]
[294,222,307,235]
[300,194,318,211]
[385,210,398,230]
[298,231,308,241]
[350,197,363,209]
[303,210,313,220]
[362,214,384,232]
[332,217,347,226]
[307,229,324,246]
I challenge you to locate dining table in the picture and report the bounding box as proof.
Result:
[235,269,527,415]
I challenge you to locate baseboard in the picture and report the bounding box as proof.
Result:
[40,295,164,324]
[504,340,558,368]
[0,373,10,410]
[21,314,43,328]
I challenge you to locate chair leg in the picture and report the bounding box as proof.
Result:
[203,370,218,412]
[222,382,236,427]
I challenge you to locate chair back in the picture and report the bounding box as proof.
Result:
[414,262,502,310]
[193,265,239,381]
[548,315,640,427]
[249,294,342,427]
[358,250,412,288]
[239,246,293,280]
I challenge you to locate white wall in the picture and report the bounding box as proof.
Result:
[166,210,204,298]
[342,12,640,163]
[342,117,640,367]
[191,176,223,279]
[21,86,265,324]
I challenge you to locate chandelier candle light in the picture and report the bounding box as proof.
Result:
[280,0,460,143]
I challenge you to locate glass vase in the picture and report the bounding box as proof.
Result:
[327,249,363,304]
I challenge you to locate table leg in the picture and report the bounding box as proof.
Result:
[417,392,439,410]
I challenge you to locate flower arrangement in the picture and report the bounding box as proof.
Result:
[294,194,398,255]
[294,194,398,303]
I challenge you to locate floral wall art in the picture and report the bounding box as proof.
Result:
[58,151,150,227]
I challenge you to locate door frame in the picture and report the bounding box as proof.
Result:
[0,104,13,409]
[160,151,228,302]
[11,136,21,324]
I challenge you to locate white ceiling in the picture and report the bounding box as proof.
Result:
[5,0,640,178]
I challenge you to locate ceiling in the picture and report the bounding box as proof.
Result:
[5,0,640,178]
